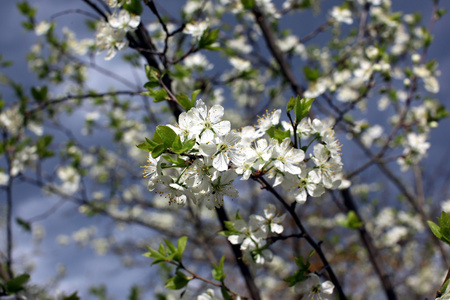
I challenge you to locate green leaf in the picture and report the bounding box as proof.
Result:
[151,144,166,158]
[17,2,36,18]
[438,211,450,243]
[142,246,167,265]
[241,0,255,9]
[212,256,226,282]
[128,285,140,300]
[16,217,31,232]
[31,86,48,102]
[177,236,188,257]
[5,273,30,293]
[294,97,314,123]
[338,210,363,229]
[176,93,193,111]
[303,66,320,82]
[155,125,177,148]
[145,65,160,85]
[123,0,143,15]
[266,127,291,143]
[144,81,160,90]
[437,8,447,19]
[165,272,190,290]
[136,138,158,152]
[427,220,442,240]
[199,29,219,50]
[221,286,233,300]
[171,135,183,152]
[36,135,54,158]
[191,90,201,106]
[180,139,196,153]
[286,96,295,113]
[441,279,450,295]
[284,254,311,287]
[143,89,169,103]
[163,239,177,255]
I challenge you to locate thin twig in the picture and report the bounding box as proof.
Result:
[253,175,347,300]
[341,188,398,300]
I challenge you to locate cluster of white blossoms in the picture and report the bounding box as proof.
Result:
[142,100,345,209]
[95,9,140,60]
[226,204,285,269]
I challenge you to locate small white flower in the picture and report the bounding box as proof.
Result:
[273,138,305,175]
[109,10,140,30]
[190,99,231,138]
[35,21,51,36]
[330,7,353,25]
[203,169,238,209]
[257,109,282,134]
[184,20,208,39]
[295,273,335,300]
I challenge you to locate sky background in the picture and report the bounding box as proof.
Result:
[1,0,450,298]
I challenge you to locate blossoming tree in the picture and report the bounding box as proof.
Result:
[1,0,449,299]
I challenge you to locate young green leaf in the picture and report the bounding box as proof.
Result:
[155,125,177,148]
[122,0,143,15]
[199,29,220,50]
[337,210,363,229]
[136,138,157,152]
[286,96,296,113]
[438,211,450,243]
[151,144,166,158]
[191,90,201,106]
[5,273,30,293]
[171,135,183,152]
[265,127,291,143]
[180,139,196,153]
[241,0,255,9]
[16,217,31,232]
[145,65,160,83]
[145,89,169,103]
[176,93,194,111]
[177,236,188,258]
[31,86,48,102]
[428,220,443,240]
[303,66,320,82]
[294,97,315,123]
[142,246,168,265]
[221,286,233,300]
[212,256,226,282]
[165,271,190,290]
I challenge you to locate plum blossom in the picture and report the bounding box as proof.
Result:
[199,131,245,171]
[203,169,238,209]
[295,273,335,300]
[108,10,140,30]
[330,7,353,25]
[184,20,208,39]
[256,109,282,135]
[272,138,305,175]
[190,99,231,140]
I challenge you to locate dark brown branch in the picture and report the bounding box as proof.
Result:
[341,188,397,300]
[3,130,13,279]
[216,207,262,300]
[27,90,142,115]
[251,5,303,98]
[299,21,331,44]
[81,0,108,21]
[253,176,347,300]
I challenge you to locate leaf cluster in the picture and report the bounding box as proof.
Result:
[136,125,195,158]
[428,211,450,245]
